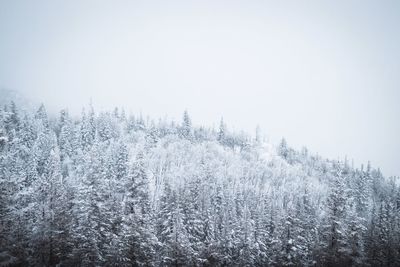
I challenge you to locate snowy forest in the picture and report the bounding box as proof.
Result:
[0,101,399,267]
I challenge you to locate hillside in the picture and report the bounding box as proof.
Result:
[0,102,399,267]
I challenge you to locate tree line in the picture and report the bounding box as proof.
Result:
[0,102,399,266]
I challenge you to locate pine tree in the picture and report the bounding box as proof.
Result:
[218,118,225,145]
[321,169,349,266]
[278,138,289,159]
[80,107,96,150]
[122,151,156,266]
[180,110,192,140]
[72,140,108,266]
[156,183,191,266]
[31,134,64,266]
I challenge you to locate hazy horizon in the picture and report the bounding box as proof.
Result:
[1,0,399,177]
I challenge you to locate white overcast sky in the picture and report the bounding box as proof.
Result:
[0,0,399,176]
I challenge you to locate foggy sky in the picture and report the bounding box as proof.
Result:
[0,0,399,177]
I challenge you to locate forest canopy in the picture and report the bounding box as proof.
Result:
[0,102,399,266]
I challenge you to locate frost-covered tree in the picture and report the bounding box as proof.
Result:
[0,101,398,267]
[180,110,192,140]
[122,151,156,266]
[217,117,225,145]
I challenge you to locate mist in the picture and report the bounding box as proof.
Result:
[1,0,399,176]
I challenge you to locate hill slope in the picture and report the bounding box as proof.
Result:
[0,102,399,266]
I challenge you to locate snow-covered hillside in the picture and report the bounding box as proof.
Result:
[0,102,399,267]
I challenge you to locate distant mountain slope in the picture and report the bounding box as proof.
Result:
[0,88,36,111]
